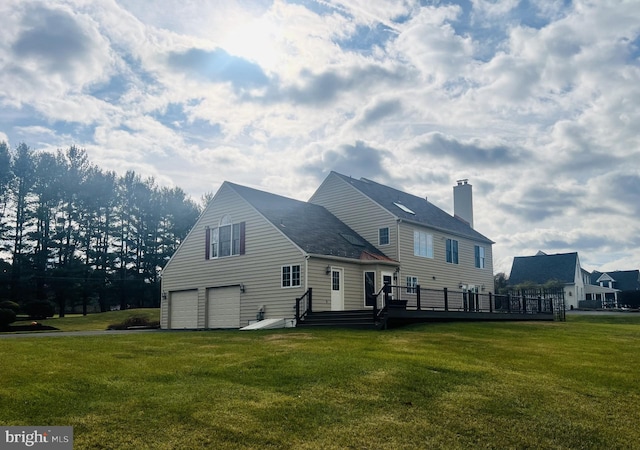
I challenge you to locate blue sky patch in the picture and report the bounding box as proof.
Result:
[167,48,269,89]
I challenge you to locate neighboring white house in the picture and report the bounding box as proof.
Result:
[161,172,495,329]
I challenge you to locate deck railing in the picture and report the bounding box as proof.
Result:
[398,285,558,315]
[294,288,312,323]
[371,283,389,323]
[295,284,563,326]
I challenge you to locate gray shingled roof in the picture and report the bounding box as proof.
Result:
[228,182,393,261]
[591,270,640,292]
[508,252,579,285]
[331,172,493,243]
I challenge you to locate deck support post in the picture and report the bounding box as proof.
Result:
[416,285,421,310]
[443,288,448,311]
[489,292,493,313]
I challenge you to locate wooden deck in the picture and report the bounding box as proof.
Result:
[385,304,555,328]
[295,285,565,329]
[376,285,564,328]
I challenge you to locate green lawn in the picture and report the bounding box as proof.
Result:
[1,315,639,449]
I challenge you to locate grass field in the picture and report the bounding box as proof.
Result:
[1,314,639,449]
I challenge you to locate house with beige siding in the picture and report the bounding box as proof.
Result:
[161,172,494,329]
[310,173,495,301]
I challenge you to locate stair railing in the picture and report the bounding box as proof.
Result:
[295,288,312,323]
[372,282,390,323]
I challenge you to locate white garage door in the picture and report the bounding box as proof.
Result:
[207,286,240,329]
[170,290,198,329]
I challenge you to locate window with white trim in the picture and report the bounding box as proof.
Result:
[206,215,245,259]
[446,239,459,264]
[282,265,301,288]
[379,227,389,246]
[475,245,485,269]
[414,231,433,258]
[406,276,418,294]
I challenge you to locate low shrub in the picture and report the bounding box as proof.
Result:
[0,300,20,314]
[107,315,160,330]
[0,308,17,330]
[24,300,55,319]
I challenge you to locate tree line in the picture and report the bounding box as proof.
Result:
[0,142,202,316]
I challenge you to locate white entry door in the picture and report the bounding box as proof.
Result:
[330,267,344,311]
[381,271,394,302]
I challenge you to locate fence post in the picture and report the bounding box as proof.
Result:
[507,293,511,312]
[538,296,542,313]
[384,281,390,307]
[522,291,526,313]
[489,292,493,313]
[373,293,378,321]
[443,287,449,311]
[416,284,421,310]
[308,288,313,313]
[295,297,300,322]
[463,291,468,311]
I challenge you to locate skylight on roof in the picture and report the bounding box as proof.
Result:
[339,233,365,246]
[393,202,415,215]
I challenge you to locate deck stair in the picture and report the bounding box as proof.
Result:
[297,310,383,329]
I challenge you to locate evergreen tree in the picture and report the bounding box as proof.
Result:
[0,141,13,253]
[10,143,35,302]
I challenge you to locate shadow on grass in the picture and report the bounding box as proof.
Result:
[2,324,59,332]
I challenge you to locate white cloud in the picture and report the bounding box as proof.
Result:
[0,0,639,273]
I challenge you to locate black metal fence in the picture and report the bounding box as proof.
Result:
[385,284,563,318]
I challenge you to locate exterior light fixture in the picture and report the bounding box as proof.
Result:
[240,283,246,293]
[326,265,331,275]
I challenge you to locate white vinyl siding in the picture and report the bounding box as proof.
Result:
[398,224,494,294]
[309,174,398,259]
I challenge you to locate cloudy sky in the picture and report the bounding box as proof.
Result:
[1,0,639,274]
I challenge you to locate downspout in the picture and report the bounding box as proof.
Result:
[304,254,310,291]
[396,218,402,275]
[397,219,402,299]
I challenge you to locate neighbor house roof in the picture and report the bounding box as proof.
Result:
[330,172,493,244]
[508,252,579,285]
[228,182,395,262]
[590,270,640,291]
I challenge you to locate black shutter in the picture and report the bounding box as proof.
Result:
[205,226,211,260]
[239,222,246,255]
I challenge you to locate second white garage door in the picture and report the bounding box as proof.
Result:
[207,286,240,329]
